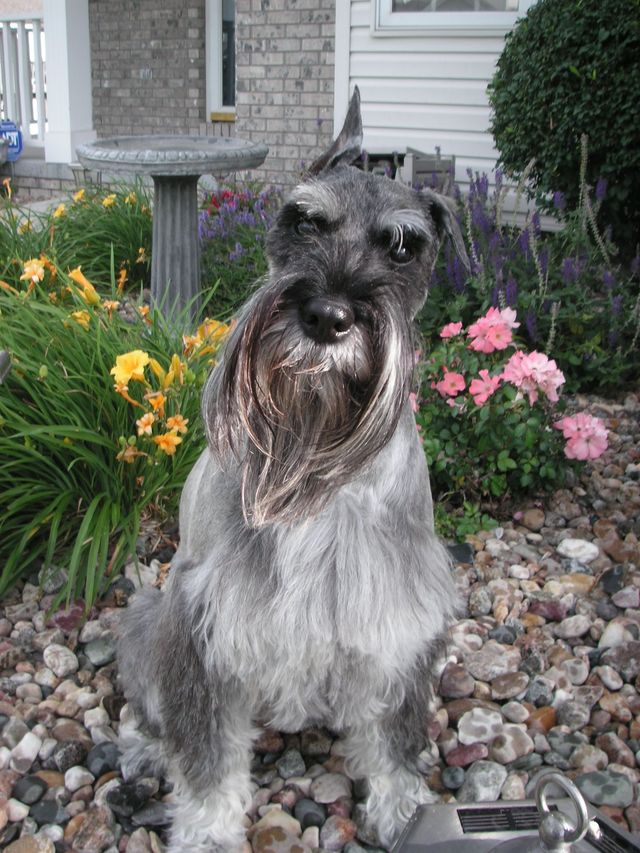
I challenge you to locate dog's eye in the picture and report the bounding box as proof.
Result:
[389,244,413,264]
[295,218,319,237]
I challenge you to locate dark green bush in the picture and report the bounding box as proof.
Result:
[488,0,640,252]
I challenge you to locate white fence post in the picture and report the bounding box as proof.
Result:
[0,14,47,145]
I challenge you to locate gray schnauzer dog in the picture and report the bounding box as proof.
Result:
[118,88,467,852]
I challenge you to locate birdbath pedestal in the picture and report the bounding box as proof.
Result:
[76,136,268,320]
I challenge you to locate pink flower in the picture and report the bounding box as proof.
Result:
[440,321,463,339]
[408,391,419,413]
[554,413,608,460]
[502,350,565,404]
[467,306,519,353]
[469,369,501,406]
[434,369,466,398]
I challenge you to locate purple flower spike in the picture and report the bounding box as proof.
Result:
[505,274,518,306]
[561,257,577,284]
[611,294,623,316]
[525,310,538,342]
[553,191,566,211]
[603,270,615,290]
[595,176,608,201]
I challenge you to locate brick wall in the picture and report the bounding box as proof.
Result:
[234,0,336,186]
[89,0,336,187]
[88,0,231,139]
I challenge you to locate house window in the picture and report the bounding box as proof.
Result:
[206,0,236,117]
[373,0,531,35]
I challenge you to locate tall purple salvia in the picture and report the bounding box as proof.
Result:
[505,275,518,307]
[595,176,608,202]
[525,310,538,342]
[603,270,615,291]
[552,191,566,211]
[561,257,577,285]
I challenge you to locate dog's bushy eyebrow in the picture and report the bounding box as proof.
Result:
[289,181,341,222]
[378,209,430,245]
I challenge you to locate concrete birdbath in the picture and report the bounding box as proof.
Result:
[76,135,268,320]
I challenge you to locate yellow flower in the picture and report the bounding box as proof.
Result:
[136,412,155,436]
[145,391,166,417]
[2,177,12,199]
[111,350,150,385]
[166,414,189,434]
[73,188,85,203]
[148,358,166,383]
[117,267,128,294]
[18,221,32,234]
[136,247,148,264]
[124,191,137,205]
[68,267,100,306]
[53,203,66,218]
[20,258,45,285]
[153,431,182,456]
[102,193,117,208]
[116,444,146,464]
[71,310,91,330]
[103,299,121,317]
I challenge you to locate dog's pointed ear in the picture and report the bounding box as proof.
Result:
[421,188,470,273]
[307,87,363,176]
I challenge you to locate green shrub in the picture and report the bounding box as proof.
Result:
[488,0,640,251]
[0,262,228,606]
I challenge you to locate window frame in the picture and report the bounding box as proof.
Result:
[371,0,534,37]
[205,0,235,118]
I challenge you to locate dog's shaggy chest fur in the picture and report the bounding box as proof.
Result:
[174,405,453,733]
[117,89,467,852]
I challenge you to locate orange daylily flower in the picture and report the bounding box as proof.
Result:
[113,381,144,409]
[68,267,100,306]
[117,268,128,293]
[166,414,189,434]
[20,258,45,285]
[153,431,182,456]
[136,412,156,436]
[116,444,147,464]
[145,391,166,417]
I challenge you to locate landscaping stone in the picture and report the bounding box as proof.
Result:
[0,391,639,841]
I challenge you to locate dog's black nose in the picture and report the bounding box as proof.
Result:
[300,297,355,344]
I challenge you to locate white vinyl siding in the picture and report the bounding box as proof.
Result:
[335,0,535,208]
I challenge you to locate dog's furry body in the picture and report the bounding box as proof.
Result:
[118,90,465,852]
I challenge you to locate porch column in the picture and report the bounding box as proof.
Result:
[43,0,96,163]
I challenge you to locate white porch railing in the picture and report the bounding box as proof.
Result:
[0,13,46,145]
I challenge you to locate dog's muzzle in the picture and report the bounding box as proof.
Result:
[299,296,355,344]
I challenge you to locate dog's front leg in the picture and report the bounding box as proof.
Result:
[166,696,256,853]
[342,720,436,849]
[341,659,440,848]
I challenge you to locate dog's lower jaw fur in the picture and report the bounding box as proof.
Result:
[118,402,457,852]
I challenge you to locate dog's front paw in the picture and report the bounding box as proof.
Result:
[359,768,437,849]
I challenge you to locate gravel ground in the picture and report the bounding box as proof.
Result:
[0,391,639,853]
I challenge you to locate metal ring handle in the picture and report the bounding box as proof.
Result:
[535,772,590,844]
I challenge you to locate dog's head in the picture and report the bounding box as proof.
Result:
[204,88,469,526]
